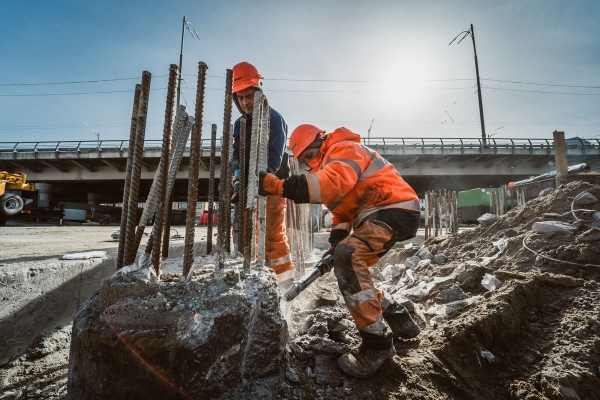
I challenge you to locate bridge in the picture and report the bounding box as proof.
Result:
[1,137,598,203]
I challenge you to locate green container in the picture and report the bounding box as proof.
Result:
[457,188,493,208]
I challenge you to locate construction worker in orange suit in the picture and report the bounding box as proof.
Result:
[259,124,421,378]
[231,62,294,289]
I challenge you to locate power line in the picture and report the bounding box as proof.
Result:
[482,78,600,89]
[0,75,169,86]
[486,86,599,124]
[483,85,600,96]
[3,74,599,88]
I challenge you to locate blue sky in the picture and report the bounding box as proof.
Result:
[1,0,599,144]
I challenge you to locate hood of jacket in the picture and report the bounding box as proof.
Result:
[321,127,361,155]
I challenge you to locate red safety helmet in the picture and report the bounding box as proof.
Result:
[289,124,325,161]
[232,62,263,93]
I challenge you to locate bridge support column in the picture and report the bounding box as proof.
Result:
[87,193,101,205]
[35,183,54,207]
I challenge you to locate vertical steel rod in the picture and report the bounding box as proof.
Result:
[217,69,233,271]
[256,96,270,268]
[161,106,191,258]
[182,62,208,278]
[206,123,217,254]
[124,71,151,266]
[117,84,141,269]
[150,64,178,276]
[237,118,247,255]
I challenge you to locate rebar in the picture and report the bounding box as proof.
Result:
[182,62,208,278]
[124,71,151,266]
[236,117,247,255]
[162,106,192,258]
[150,64,178,276]
[225,123,233,253]
[217,69,233,271]
[206,123,217,254]
[256,96,270,268]
[243,91,264,273]
[117,84,141,269]
[135,107,188,260]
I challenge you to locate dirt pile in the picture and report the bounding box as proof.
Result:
[281,181,600,399]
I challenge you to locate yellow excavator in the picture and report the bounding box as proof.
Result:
[0,171,35,216]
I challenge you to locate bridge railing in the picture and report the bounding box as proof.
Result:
[0,138,224,157]
[1,137,598,157]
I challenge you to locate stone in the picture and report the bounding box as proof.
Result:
[538,188,554,197]
[439,284,467,303]
[577,228,600,242]
[532,221,576,235]
[417,247,435,260]
[593,212,600,222]
[434,253,448,264]
[68,266,287,399]
[405,256,421,270]
[523,217,544,230]
[477,213,498,226]
[286,366,301,383]
[416,259,432,271]
[312,285,338,308]
[574,191,598,205]
[381,264,405,280]
[314,354,342,387]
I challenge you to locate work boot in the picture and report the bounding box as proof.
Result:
[337,343,396,379]
[383,302,421,340]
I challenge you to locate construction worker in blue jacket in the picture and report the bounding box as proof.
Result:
[231,62,294,288]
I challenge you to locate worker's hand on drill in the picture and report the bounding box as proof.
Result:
[231,169,240,203]
[258,170,284,196]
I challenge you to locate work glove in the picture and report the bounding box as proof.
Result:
[259,170,284,197]
[231,169,240,203]
[322,247,335,259]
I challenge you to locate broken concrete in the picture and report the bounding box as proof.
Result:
[68,259,287,399]
[532,220,576,235]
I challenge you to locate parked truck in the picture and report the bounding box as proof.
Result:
[0,171,35,216]
[0,171,64,225]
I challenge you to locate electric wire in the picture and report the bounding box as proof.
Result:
[485,85,599,124]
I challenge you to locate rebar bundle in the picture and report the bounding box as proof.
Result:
[182,62,208,278]
[242,91,270,273]
[117,84,141,269]
[161,107,194,256]
[149,64,178,276]
[124,71,152,267]
[133,105,191,261]
[236,118,247,255]
[217,69,233,272]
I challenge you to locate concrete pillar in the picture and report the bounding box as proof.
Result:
[87,193,101,205]
[553,131,568,187]
[35,183,54,207]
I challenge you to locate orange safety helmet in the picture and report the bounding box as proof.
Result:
[232,62,263,93]
[289,124,325,161]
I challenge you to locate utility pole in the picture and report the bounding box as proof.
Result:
[176,16,185,110]
[176,17,200,110]
[450,24,487,145]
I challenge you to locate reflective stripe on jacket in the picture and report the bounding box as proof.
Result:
[305,127,418,227]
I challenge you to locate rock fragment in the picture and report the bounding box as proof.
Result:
[532,221,576,235]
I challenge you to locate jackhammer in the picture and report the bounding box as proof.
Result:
[283,254,334,302]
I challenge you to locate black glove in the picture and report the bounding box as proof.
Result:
[322,247,335,260]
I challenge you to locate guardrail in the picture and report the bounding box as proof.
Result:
[1,137,598,157]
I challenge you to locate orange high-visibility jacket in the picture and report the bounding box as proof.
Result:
[305,127,418,227]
